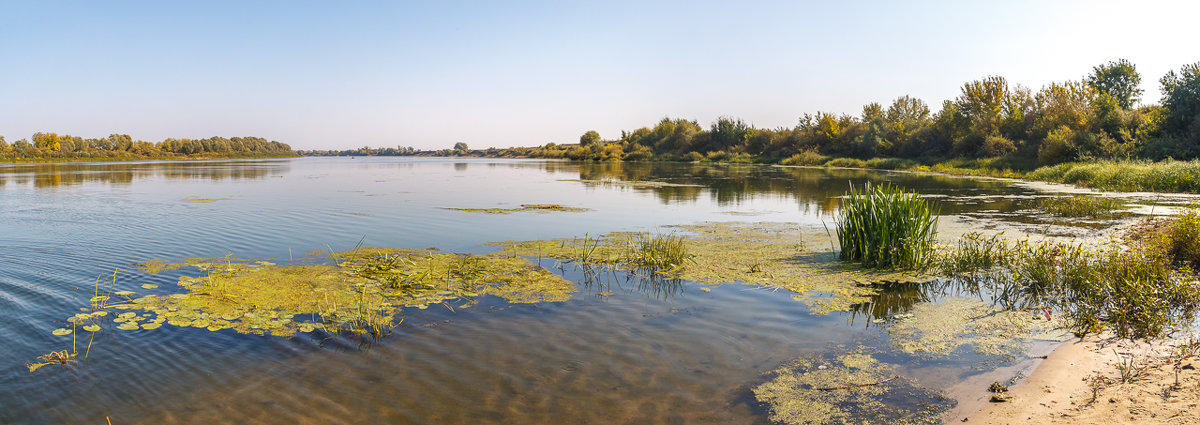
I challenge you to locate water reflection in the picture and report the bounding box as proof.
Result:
[0,160,288,188]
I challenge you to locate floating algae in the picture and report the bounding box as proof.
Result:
[492,222,934,314]
[53,248,575,338]
[446,204,589,214]
[886,297,1070,361]
[753,351,953,425]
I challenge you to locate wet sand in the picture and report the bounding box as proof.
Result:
[961,334,1200,424]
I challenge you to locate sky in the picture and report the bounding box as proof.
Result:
[1,0,1197,150]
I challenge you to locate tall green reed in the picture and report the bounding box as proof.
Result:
[835,182,939,270]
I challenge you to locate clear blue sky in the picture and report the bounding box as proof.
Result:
[1,0,1196,150]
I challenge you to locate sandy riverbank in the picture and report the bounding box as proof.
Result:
[959,334,1200,424]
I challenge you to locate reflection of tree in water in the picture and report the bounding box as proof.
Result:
[0,160,288,188]
[569,161,1026,214]
[847,279,984,328]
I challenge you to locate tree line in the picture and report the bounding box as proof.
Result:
[311,59,1199,168]
[0,133,296,161]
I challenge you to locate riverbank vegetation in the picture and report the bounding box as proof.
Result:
[0,133,296,162]
[305,59,1200,193]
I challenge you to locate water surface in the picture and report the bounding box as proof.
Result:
[0,158,1112,424]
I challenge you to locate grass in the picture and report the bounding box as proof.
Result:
[1037,195,1126,218]
[621,233,693,272]
[936,214,1200,339]
[836,183,940,270]
[1029,159,1200,193]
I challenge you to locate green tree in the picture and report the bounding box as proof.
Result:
[1159,62,1200,140]
[1087,59,1142,109]
[453,142,468,152]
[579,130,602,148]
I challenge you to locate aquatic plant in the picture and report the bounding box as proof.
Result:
[1037,195,1125,218]
[752,351,953,425]
[621,233,693,272]
[835,183,939,270]
[935,232,1009,276]
[493,222,921,313]
[935,228,1200,339]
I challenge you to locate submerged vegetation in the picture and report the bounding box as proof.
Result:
[42,249,574,343]
[753,350,953,425]
[835,183,939,270]
[495,222,931,314]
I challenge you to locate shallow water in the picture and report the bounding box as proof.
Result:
[0,158,1113,424]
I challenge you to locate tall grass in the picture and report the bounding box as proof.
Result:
[836,183,939,270]
[936,229,1200,339]
[623,233,693,272]
[1037,195,1125,218]
[1028,159,1200,193]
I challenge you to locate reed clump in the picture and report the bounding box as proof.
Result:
[836,183,939,270]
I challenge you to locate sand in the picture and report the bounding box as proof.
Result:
[960,334,1200,424]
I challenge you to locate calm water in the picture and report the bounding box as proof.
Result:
[0,158,1094,424]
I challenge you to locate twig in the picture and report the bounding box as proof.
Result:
[815,375,902,391]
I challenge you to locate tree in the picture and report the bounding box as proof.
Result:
[453,142,468,152]
[1087,59,1142,109]
[1159,62,1200,140]
[707,116,750,152]
[579,131,602,148]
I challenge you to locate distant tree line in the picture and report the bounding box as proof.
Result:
[0,133,296,161]
[307,59,1199,168]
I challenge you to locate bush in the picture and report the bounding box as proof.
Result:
[825,157,868,168]
[982,135,1017,157]
[836,183,940,270]
[781,148,827,166]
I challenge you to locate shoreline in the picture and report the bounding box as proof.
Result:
[959,334,1200,424]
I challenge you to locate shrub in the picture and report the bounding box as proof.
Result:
[836,183,939,270]
[781,148,827,166]
[825,157,868,168]
[982,135,1017,157]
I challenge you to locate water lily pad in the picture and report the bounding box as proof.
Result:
[90,311,109,317]
[141,284,159,289]
[118,312,138,319]
[114,291,136,297]
[298,323,317,332]
[51,328,73,336]
[90,296,110,302]
[117,322,140,331]
[83,324,101,332]
[206,325,223,332]
[141,322,162,330]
